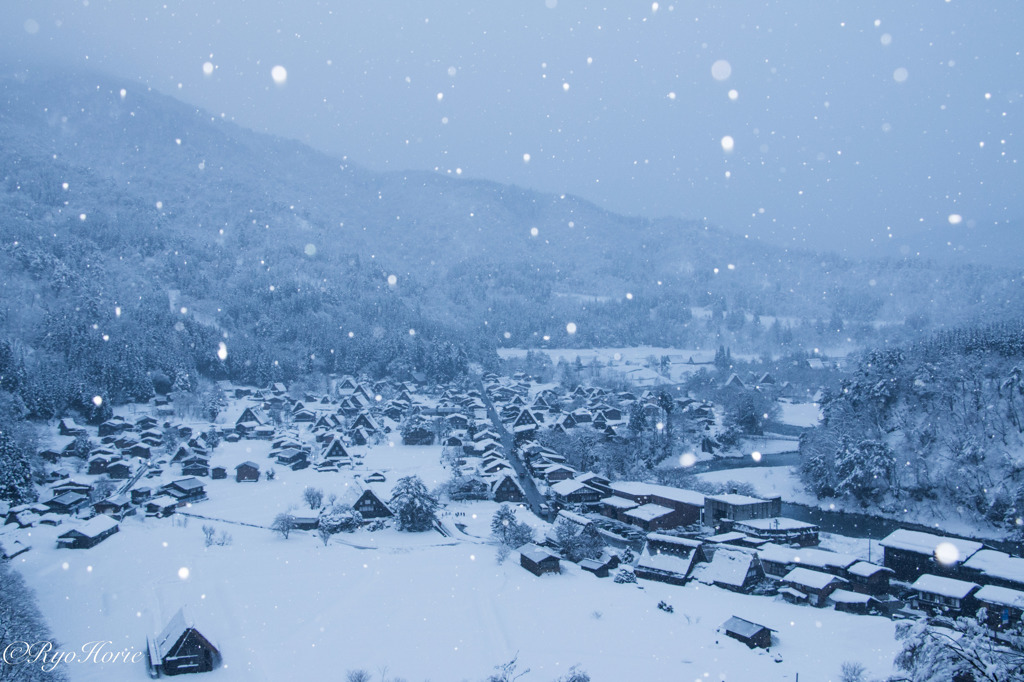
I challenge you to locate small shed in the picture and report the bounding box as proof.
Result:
[519,543,561,576]
[235,462,260,483]
[721,616,775,650]
[146,606,221,678]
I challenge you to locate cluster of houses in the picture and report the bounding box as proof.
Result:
[4,474,210,543]
[878,529,1024,630]
[518,503,1024,634]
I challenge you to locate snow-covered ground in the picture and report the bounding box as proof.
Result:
[697,466,817,506]
[9,514,900,682]
[775,399,823,428]
[696,466,1012,542]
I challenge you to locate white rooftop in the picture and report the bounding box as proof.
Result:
[962,550,1024,583]
[975,585,1024,609]
[911,574,980,599]
[707,493,771,506]
[736,517,817,532]
[624,504,675,522]
[60,514,118,539]
[782,567,846,591]
[609,481,704,506]
[879,529,983,562]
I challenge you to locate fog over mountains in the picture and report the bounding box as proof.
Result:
[2,67,1021,378]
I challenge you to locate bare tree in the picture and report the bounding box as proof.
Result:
[271,513,294,539]
[303,486,324,510]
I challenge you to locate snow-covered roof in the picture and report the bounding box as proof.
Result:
[911,574,979,599]
[722,616,774,638]
[758,544,857,570]
[624,503,675,522]
[550,479,594,496]
[601,496,640,510]
[609,481,704,507]
[782,567,846,591]
[847,561,894,578]
[736,517,817,532]
[962,550,1024,583]
[637,549,695,576]
[60,514,118,539]
[647,533,702,549]
[974,585,1024,609]
[518,543,558,564]
[879,529,983,561]
[556,510,592,527]
[692,547,755,588]
[829,589,873,605]
[706,493,770,506]
[704,531,747,544]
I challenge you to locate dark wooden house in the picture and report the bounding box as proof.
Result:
[57,515,119,549]
[519,543,561,576]
[910,574,980,616]
[146,607,221,678]
[234,461,260,482]
[974,585,1024,631]
[353,489,393,519]
[491,475,526,503]
[45,491,90,515]
[93,494,135,519]
[721,616,774,650]
[879,529,983,582]
[780,567,848,607]
[635,534,708,586]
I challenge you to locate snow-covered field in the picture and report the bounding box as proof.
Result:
[496,347,727,383]
[776,399,823,428]
[696,466,815,505]
[9,513,900,682]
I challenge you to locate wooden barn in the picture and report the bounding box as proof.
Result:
[146,607,221,678]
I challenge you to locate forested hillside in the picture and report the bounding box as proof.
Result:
[800,321,1024,537]
[1,66,1023,425]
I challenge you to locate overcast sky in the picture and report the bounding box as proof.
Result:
[2,1,1020,254]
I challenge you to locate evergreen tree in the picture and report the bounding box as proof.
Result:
[389,475,439,532]
[490,505,534,548]
[0,428,37,505]
[554,519,604,563]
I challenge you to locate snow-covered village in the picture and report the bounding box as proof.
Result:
[2,3,1024,682]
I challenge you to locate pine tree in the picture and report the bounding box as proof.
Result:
[389,475,439,532]
[0,429,37,505]
[491,505,534,548]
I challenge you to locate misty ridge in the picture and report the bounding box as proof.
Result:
[0,65,1022,401]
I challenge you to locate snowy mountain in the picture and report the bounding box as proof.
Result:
[2,65,1022,386]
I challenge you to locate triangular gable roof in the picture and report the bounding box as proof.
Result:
[152,606,219,662]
